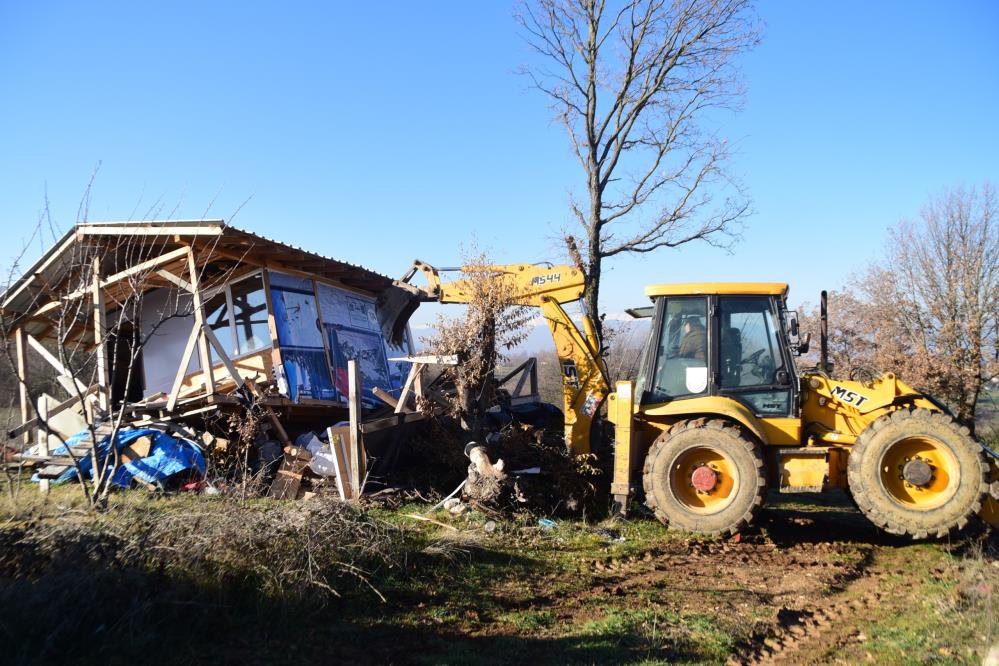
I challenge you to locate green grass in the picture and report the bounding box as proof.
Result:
[1,482,996,665]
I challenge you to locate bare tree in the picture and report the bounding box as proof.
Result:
[865,184,999,432]
[801,184,998,433]
[518,0,758,346]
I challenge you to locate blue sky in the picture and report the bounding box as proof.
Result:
[1,1,997,342]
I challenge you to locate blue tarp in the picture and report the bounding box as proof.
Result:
[33,427,206,488]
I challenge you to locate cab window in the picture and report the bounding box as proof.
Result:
[643,297,708,403]
[718,296,790,414]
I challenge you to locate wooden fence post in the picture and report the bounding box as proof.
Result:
[347,360,365,498]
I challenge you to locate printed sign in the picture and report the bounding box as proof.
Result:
[830,385,869,408]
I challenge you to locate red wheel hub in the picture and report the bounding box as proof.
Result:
[690,465,718,492]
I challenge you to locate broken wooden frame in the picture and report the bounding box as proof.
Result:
[2,220,409,496]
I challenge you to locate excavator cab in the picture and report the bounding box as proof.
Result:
[635,284,798,419]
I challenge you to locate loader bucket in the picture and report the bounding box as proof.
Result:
[377,281,427,346]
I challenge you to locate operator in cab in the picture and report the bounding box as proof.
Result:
[679,318,706,361]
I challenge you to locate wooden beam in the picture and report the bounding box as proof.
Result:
[25,334,88,394]
[36,396,50,494]
[155,268,194,292]
[14,327,30,447]
[347,359,365,498]
[185,247,215,395]
[29,246,193,317]
[167,320,202,412]
[201,325,245,389]
[372,386,399,409]
[98,246,191,289]
[91,256,109,411]
[394,362,423,415]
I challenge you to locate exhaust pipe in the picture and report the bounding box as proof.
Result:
[820,290,829,373]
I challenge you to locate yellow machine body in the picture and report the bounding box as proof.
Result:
[399,261,608,455]
[394,266,999,530]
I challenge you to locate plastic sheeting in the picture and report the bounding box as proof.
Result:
[33,427,206,488]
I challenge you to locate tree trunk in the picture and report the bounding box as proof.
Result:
[459,314,498,443]
[585,181,604,350]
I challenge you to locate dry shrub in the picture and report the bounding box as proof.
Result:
[0,497,404,664]
[422,252,534,439]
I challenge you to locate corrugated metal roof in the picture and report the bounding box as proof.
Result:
[0,219,395,316]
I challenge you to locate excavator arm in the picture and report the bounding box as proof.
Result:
[379,260,609,454]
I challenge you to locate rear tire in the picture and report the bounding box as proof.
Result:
[848,408,987,539]
[642,419,765,535]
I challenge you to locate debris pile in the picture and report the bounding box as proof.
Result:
[457,421,606,519]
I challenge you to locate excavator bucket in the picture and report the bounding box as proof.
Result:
[376,281,427,346]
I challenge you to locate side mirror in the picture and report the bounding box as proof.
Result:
[796,332,811,355]
[788,313,800,337]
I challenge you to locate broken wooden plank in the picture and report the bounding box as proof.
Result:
[37,464,72,479]
[360,411,425,434]
[388,354,459,365]
[326,425,352,501]
[372,386,400,409]
[267,460,309,500]
[7,385,99,440]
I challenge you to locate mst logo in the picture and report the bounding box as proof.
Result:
[530,273,562,286]
[830,385,869,408]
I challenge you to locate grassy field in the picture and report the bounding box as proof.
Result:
[1,484,996,665]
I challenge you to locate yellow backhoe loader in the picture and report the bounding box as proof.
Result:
[380,261,999,537]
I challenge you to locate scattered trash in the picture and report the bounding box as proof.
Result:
[511,467,541,475]
[538,518,557,530]
[592,527,624,542]
[484,520,497,533]
[443,498,468,515]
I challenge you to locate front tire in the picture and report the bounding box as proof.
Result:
[642,419,765,535]
[848,408,987,539]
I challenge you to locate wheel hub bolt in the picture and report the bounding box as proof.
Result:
[691,465,718,492]
[902,458,933,487]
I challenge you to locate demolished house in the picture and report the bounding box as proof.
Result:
[1,220,428,498]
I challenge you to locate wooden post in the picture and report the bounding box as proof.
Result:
[185,247,215,395]
[394,362,423,414]
[347,359,365,498]
[36,396,50,494]
[260,270,286,393]
[14,327,29,448]
[91,256,109,412]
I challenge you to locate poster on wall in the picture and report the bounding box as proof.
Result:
[317,282,409,408]
[267,273,413,406]
[269,273,334,402]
